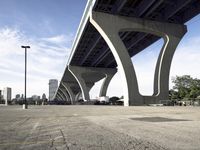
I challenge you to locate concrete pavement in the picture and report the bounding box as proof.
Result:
[0,105,200,150]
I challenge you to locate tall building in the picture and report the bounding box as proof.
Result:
[49,79,58,101]
[3,87,12,105]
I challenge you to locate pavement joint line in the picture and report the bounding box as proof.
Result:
[0,140,53,146]
[19,121,40,149]
[0,127,65,136]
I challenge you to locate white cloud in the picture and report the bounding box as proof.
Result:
[0,27,26,56]
[170,36,200,85]
[41,34,74,44]
[0,27,73,98]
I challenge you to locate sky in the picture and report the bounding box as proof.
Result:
[0,0,200,99]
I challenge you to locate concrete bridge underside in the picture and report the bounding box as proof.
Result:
[55,0,200,106]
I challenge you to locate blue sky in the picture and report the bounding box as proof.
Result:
[0,0,87,98]
[0,0,200,99]
[0,0,86,37]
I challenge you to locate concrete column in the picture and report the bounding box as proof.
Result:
[68,66,92,101]
[56,94,62,101]
[75,92,82,101]
[57,91,65,101]
[90,11,187,105]
[59,88,70,102]
[62,82,76,104]
[153,35,186,101]
[99,69,117,97]
[69,65,117,102]
[90,12,142,106]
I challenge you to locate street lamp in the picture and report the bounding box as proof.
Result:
[21,45,30,109]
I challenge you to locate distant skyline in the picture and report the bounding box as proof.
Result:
[0,0,200,99]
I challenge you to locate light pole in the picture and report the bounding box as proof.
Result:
[21,45,30,109]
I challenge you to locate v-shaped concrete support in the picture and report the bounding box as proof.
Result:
[90,11,187,105]
[59,87,70,101]
[69,65,117,101]
[57,91,65,101]
[61,82,76,104]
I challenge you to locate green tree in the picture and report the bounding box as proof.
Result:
[171,75,200,100]
[169,89,179,100]
[189,78,200,99]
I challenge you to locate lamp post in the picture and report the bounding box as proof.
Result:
[21,45,30,109]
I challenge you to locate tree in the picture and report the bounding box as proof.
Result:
[189,78,200,99]
[169,89,179,100]
[171,75,200,100]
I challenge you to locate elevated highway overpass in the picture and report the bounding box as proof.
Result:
[55,0,200,106]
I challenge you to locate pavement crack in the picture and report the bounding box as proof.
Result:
[59,129,70,150]
[50,138,55,148]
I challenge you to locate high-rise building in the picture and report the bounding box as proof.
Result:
[49,79,58,101]
[3,87,12,105]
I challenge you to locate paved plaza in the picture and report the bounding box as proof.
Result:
[0,105,200,150]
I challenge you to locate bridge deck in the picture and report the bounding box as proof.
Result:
[69,0,200,68]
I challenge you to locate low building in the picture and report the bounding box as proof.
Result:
[42,93,47,100]
[15,94,20,99]
[32,95,40,101]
